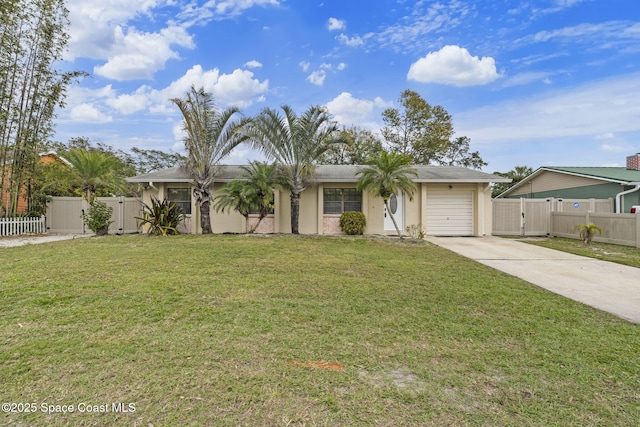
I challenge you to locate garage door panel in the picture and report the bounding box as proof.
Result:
[426,191,473,236]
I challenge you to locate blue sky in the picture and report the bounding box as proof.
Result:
[55,0,640,173]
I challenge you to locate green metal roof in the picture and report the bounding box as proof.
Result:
[543,167,640,183]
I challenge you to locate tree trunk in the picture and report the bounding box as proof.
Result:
[194,187,212,234]
[385,198,403,239]
[290,191,300,234]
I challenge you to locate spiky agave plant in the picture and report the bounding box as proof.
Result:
[136,197,186,236]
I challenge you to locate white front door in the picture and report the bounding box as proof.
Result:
[384,193,404,231]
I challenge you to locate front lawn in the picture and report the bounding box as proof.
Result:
[520,236,640,268]
[1,235,638,426]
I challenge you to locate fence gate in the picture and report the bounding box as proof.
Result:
[46,197,142,234]
[492,197,613,236]
[492,198,552,236]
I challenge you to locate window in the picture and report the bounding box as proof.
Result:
[323,188,362,214]
[167,188,191,215]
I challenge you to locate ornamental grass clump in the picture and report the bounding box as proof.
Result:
[339,211,366,235]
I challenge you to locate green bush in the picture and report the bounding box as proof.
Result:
[339,211,367,235]
[82,200,113,235]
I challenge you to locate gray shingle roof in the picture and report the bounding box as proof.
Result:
[127,165,510,184]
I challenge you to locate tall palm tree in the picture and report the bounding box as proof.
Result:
[171,86,247,234]
[213,162,287,233]
[63,148,127,202]
[245,105,343,234]
[356,151,418,238]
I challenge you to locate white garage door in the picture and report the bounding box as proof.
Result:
[426,191,474,236]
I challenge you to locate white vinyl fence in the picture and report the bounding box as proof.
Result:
[493,197,640,248]
[493,198,613,236]
[45,197,143,234]
[0,216,46,236]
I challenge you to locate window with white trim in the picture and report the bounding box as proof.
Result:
[323,188,362,214]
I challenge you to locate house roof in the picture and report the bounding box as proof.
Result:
[497,166,640,198]
[127,165,510,184]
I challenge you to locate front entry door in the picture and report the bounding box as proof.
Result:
[384,193,404,231]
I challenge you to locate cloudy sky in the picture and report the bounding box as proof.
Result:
[54,0,640,173]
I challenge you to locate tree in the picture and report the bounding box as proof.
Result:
[62,148,128,201]
[356,151,417,238]
[492,165,533,197]
[319,126,383,165]
[381,89,453,164]
[171,86,247,234]
[246,105,343,234]
[0,0,85,216]
[381,89,486,168]
[574,222,602,246]
[130,147,185,174]
[439,136,487,170]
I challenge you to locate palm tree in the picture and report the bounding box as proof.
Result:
[214,162,290,233]
[171,86,247,234]
[245,105,343,234]
[356,151,418,238]
[574,222,602,246]
[63,148,127,202]
[492,165,533,197]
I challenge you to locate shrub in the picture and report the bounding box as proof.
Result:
[406,224,426,240]
[339,211,367,235]
[82,200,113,235]
[136,197,185,236]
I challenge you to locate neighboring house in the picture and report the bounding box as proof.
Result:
[1,151,70,215]
[496,153,640,213]
[128,165,510,236]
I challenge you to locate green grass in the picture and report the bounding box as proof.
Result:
[519,237,640,268]
[1,234,639,426]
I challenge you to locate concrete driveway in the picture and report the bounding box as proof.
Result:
[425,236,640,324]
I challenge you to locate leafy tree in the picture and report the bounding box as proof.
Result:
[129,147,186,174]
[319,126,383,165]
[492,165,533,197]
[171,86,248,234]
[246,105,344,234]
[382,89,453,164]
[440,136,487,170]
[0,0,85,216]
[356,151,417,238]
[62,148,128,201]
[381,90,486,168]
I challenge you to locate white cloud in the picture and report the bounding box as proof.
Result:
[456,73,640,145]
[70,104,113,123]
[325,92,390,129]
[106,88,150,114]
[407,45,501,87]
[596,133,616,140]
[502,71,554,88]
[373,2,473,53]
[299,61,311,72]
[93,25,194,81]
[327,17,346,31]
[337,62,347,71]
[337,33,364,47]
[307,70,326,86]
[244,60,263,68]
[213,69,270,107]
